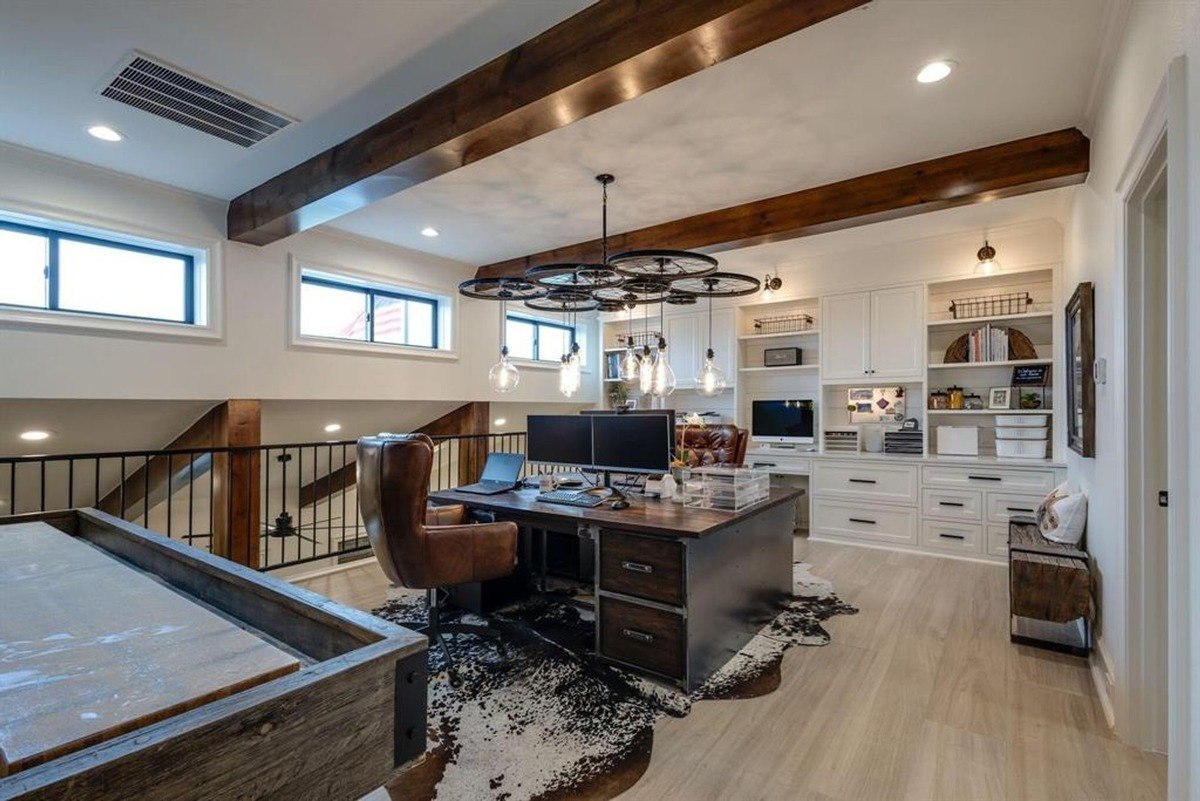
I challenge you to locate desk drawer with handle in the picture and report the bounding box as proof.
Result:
[812,499,918,545]
[598,597,685,680]
[921,488,983,522]
[923,466,1057,495]
[920,520,984,555]
[599,530,684,606]
[812,462,918,505]
[985,493,1043,525]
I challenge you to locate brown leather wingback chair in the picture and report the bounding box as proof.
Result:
[358,434,517,682]
[675,424,749,467]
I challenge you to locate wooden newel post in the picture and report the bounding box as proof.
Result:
[456,403,490,487]
[211,400,262,569]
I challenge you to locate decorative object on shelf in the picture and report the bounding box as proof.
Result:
[937,425,979,456]
[847,387,906,423]
[752,312,812,335]
[1020,392,1043,410]
[671,273,760,397]
[947,385,965,410]
[761,270,783,299]
[1065,282,1095,457]
[862,424,885,453]
[988,387,1013,409]
[928,390,949,410]
[963,393,984,411]
[943,326,1038,363]
[823,427,859,453]
[1012,363,1050,410]
[949,290,1032,320]
[884,419,923,454]
[973,239,1002,275]
[606,376,628,409]
[763,347,801,367]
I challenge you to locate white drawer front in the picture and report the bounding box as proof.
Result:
[985,493,1043,525]
[812,499,918,545]
[921,488,983,522]
[921,520,984,555]
[747,456,811,475]
[922,466,1057,495]
[987,525,1010,557]
[813,462,918,505]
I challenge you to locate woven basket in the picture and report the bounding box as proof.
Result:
[944,327,1037,363]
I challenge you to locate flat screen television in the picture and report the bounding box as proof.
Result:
[751,399,815,445]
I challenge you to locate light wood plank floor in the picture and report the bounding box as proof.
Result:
[295,539,1167,801]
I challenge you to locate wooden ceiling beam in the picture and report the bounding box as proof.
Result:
[475,128,1091,279]
[226,0,870,245]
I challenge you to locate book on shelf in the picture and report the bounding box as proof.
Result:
[966,323,1010,363]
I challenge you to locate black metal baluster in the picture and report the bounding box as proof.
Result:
[68,459,74,508]
[93,457,100,511]
[281,447,289,571]
[327,445,333,559]
[39,460,46,512]
[166,453,173,539]
[143,454,150,526]
[119,456,126,520]
[188,455,195,545]
[342,443,348,551]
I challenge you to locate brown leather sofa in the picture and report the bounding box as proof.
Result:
[357,433,517,682]
[675,424,749,467]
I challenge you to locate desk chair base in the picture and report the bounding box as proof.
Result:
[419,588,507,687]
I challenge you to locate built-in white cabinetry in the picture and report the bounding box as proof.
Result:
[664,307,735,389]
[820,286,924,382]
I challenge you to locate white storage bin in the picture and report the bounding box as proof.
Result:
[996,426,1048,441]
[996,439,1048,459]
[998,415,1049,428]
[936,426,979,456]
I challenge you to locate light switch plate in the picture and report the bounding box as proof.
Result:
[1094,357,1107,384]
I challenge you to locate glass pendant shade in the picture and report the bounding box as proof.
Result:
[558,343,582,398]
[638,345,654,394]
[974,241,1001,275]
[650,340,676,397]
[489,346,519,393]
[694,349,727,397]
[619,337,640,382]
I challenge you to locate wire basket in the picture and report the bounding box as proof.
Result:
[949,292,1032,320]
[752,313,814,335]
[612,330,662,349]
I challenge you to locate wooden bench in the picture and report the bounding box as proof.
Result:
[1008,520,1092,656]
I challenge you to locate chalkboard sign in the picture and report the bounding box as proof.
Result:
[1012,364,1050,386]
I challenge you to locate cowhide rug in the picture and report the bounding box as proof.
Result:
[372,562,856,801]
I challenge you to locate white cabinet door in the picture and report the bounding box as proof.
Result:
[710,307,737,384]
[868,285,924,380]
[665,313,698,389]
[820,292,870,381]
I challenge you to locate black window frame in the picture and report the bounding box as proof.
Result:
[506,313,576,362]
[0,219,196,325]
[300,272,439,349]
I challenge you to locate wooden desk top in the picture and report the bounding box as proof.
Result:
[428,486,803,538]
[0,522,300,777]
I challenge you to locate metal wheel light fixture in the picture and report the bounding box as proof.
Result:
[671,273,762,397]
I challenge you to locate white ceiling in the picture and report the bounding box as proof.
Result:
[0,0,591,199]
[330,0,1111,265]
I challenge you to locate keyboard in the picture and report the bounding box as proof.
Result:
[535,490,605,508]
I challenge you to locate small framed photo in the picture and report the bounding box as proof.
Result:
[988,387,1012,410]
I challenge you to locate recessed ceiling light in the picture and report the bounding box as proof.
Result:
[916,61,955,84]
[323,423,342,433]
[421,227,439,237]
[20,430,51,441]
[87,125,124,142]
[494,418,507,427]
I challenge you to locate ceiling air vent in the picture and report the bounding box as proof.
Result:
[100,51,296,147]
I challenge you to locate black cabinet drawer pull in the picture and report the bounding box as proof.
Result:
[938,501,965,508]
[938,533,966,540]
[967,475,1002,482]
[848,517,876,525]
[753,462,777,468]
[1006,506,1035,513]
[621,560,653,574]
[622,628,655,644]
[848,478,877,485]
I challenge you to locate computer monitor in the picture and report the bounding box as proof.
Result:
[591,413,673,474]
[751,398,816,444]
[526,415,594,467]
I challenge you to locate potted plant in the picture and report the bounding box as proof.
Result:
[607,380,628,410]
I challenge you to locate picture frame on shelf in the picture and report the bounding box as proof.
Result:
[1065,282,1095,457]
[988,387,1012,410]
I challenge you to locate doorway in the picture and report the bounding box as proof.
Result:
[1123,134,1168,753]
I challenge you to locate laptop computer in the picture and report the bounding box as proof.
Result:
[454,452,525,495]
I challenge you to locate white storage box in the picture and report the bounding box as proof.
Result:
[996,426,1048,441]
[681,466,770,512]
[996,439,1049,459]
[998,414,1049,428]
[936,426,979,456]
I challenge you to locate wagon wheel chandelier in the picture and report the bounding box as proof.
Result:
[458,174,765,398]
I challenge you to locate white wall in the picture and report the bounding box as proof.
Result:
[0,144,598,406]
[1059,1,1199,762]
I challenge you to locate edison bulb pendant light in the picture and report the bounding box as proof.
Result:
[619,336,640,382]
[638,344,654,394]
[694,348,727,397]
[974,241,1001,275]
[650,338,676,397]
[489,345,519,393]
[558,343,582,398]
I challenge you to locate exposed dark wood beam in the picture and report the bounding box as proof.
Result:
[477,128,1091,278]
[227,0,869,245]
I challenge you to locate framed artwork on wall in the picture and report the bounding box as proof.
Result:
[988,387,1012,409]
[1065,282,1095,457]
